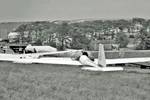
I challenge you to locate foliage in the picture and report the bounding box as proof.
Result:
[55,22,70,50]
[13,18,150,50]
[132,17,146,25]
[135,28,150,50]
[33,39,42,46]
[115,32,129,48]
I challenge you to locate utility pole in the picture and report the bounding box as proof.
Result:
[19,33,23,44]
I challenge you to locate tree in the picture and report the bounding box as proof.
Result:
[132,18,146,25]
[56,22,70,50]
[33,39,42,46]
[15,24,28,43]
[70,28,91,50]
[135,28,150,50]
[115,32,129,48]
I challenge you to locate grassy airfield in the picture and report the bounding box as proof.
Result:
[0,62,150,100]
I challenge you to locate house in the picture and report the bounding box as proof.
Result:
[93,40,117,51]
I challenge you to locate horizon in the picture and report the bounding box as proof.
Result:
[0,17,150,23]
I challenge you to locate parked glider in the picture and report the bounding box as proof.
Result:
[25,44,57,53]
[2,44,150,71]
[13,44,124,71]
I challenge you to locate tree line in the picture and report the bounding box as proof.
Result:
[14,18,150,50]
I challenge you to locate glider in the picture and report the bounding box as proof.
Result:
[12,44,124,71]
[1,44,150,71]
[25,44,57,53]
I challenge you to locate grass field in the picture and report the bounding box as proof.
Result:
[0,62,150,100]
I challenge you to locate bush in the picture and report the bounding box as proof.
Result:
[116,32,129,48]
[33,39,42,46]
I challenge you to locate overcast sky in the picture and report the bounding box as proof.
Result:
[0,0,150,22]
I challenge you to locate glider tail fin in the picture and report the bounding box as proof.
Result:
[98,44,106,67]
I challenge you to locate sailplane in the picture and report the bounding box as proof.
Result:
[1,44,150,71]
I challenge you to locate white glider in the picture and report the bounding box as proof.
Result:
[2,44,150,71]
[13,44,124,71]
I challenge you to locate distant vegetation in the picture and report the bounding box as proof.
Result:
[1,18,150,50]
[0,22,29,38]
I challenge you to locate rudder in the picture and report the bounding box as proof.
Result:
[98,44,106,67]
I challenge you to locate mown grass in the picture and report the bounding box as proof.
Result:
[0,62,150,100]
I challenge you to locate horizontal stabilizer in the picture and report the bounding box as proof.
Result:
[81,67,124,71]
[106,57,150,64]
